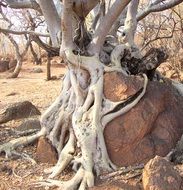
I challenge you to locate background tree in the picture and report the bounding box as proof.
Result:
[0,0,183,189]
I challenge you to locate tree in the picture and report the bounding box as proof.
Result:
[0,4,51,78]
[0,0,183,189]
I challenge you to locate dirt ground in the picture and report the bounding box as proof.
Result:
[0,61,143,190]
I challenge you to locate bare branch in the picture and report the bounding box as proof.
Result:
[91,1,105,31]
[122,0,139,47]
[32,36,59,56]
[141,18,177,50]
[0,6,13,27]
[137,0,183,21]
[5,0,41,13]
[88,0,131,54]
[60,0,74,53]
[37,0,61,47]
[21,35,31,57]
[0,27,50,37]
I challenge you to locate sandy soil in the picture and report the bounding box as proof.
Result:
[0,61,142,190]
[0,61,66,112]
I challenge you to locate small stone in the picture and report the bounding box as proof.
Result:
[36,137,57,164]
[31,68,43,73]
[51,75,57,80]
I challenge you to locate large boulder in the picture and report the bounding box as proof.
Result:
[142,156,182,190]
[104,72,183,166]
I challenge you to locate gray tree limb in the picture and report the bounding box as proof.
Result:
[0,27,50,37]
[60,0,74,53]
[4,0,41,13]
[88,0,131,54]
[137,0,183,21]
[37,0,61,48]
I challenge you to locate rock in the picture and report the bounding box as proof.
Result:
[142,156,182,190]
[31,68,43,73]
[104,72,183,166]
[36,137,57,164]
[0,101,41,124]
[58,74,64,79]
[51,75,57,80]
[0,60,9,72]
[16,119,41,132]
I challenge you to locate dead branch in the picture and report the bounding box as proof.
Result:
[0,27,50,37]
[137,0,183,21]
[4,0,41,13]
[100,164,144,180]
[141,18,177,50]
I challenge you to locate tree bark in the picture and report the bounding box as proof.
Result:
[1,1,183,190]
[4,0,41,12]
[88,0,131,54]
[5,34,30,78]
[123,0,139,47]
[37,0,61,47]
[137,0,183,21]
[46,54,51,80]
[30,42,41,65]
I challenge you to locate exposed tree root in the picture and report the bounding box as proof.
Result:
[34,51,148,189]
[35,167,91,190]
[0,128,45,158]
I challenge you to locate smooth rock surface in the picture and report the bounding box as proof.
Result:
[104,72,183,166]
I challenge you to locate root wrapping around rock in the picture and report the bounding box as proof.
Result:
[1,51,148,190]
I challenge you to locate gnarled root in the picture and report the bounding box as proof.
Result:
[0,128,45,160]
[36,51,147,189]
[36,166,93,190]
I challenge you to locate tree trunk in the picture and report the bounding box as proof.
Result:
[46,54,51,80]
[30,42,41,65]
[37,50,148,189]
[7,58,23,78]
[6,34,30,78]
